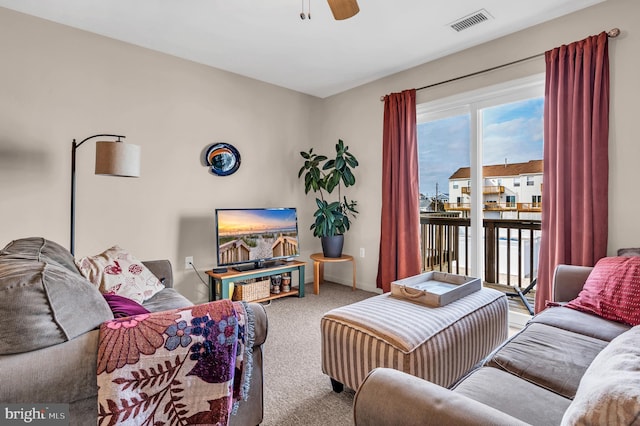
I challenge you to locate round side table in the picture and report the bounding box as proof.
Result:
[310,253,356,295]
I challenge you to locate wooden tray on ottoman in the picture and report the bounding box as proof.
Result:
[391,271,481,307]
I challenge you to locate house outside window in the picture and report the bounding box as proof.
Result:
[514,178,520,187]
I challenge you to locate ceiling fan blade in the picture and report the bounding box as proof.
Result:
[326,0,360,20]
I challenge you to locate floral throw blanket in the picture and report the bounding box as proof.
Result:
[97,300,254,426]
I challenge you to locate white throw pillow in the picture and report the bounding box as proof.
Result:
[76,246,165,304]
[561,325,640,425]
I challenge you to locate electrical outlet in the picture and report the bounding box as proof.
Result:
[185,256,193,269]
[359,247,365,258]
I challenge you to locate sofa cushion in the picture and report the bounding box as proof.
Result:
[0,330,101,404]
[142,288,193,312]
[76,246,165,304]
[0,259,113,355]
[485,323,608,398]
[454,367,572,426]
[565,256,640,326]
[0,237,78,274]
[529,306,630,342]
[617,247,640,256]
[561,325,640,425]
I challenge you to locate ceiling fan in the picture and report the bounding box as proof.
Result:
[300,0,360,20]
[327,0,360,20]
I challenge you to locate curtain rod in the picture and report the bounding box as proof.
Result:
[380,27,620,101]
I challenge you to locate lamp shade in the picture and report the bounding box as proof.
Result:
[327,0,359,20]
[95,141,141,177]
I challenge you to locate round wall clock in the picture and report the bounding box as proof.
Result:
[205,143,241,176]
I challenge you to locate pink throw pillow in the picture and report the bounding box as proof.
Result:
[565,256,640,326]
[76,246,165,304]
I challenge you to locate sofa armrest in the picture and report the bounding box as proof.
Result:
[143,260,173,288]
[552,264,593,302]
[353,368,528,426]
[246,302,268,346]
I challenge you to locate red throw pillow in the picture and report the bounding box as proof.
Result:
[103,293,150,318]
[565,256,640,326]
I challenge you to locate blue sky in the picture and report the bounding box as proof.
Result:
[417,97,544,197]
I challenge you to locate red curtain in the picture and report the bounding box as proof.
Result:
[376,89,422,292]
[536,32,610,313]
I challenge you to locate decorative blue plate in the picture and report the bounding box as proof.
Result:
[205,143,241,176]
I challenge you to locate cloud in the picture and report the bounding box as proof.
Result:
[483,115,543,165]
[417,97,543,196]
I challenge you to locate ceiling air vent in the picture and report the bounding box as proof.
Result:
[449,9,493,32]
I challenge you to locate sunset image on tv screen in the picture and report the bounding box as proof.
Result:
[217,209,299,265]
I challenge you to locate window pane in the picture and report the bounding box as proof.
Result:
[417,75,544,300]
[418,114,470,215]
[481,97,543,288]
[417,113,471,275]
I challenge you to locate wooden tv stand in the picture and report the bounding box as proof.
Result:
[206,260,306,302]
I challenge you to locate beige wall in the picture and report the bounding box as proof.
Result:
[0,7,319,302]
[1,0,638,298]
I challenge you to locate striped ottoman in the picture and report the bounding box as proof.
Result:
[321,288,508,392]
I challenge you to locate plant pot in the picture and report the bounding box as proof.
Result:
[321,235,344,258]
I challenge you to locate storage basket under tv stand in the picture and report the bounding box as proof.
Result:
[206,260,306,302]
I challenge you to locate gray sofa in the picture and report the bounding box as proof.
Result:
[0,238,267,426]
[354,262,639,425]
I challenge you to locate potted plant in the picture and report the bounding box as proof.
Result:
[298,139,358,258]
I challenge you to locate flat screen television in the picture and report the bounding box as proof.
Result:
[215,207,300,271]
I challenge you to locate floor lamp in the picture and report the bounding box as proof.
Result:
[70,134,141,256]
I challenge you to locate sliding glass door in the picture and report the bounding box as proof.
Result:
[417,75,543,286]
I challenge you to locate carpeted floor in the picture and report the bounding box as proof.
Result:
[259,281,377,426]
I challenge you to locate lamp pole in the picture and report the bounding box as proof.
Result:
[70,134,125,255]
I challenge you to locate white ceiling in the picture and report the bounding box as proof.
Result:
[0,0,604,98]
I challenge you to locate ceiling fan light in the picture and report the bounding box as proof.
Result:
[327,0,359,20]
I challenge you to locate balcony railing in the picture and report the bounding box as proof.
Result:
[484,202,516,211]
[419,215,541,289]
[444,202,471,211]
[461,185,505,195]
[444,202,542,213]
[516,202,542,212]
